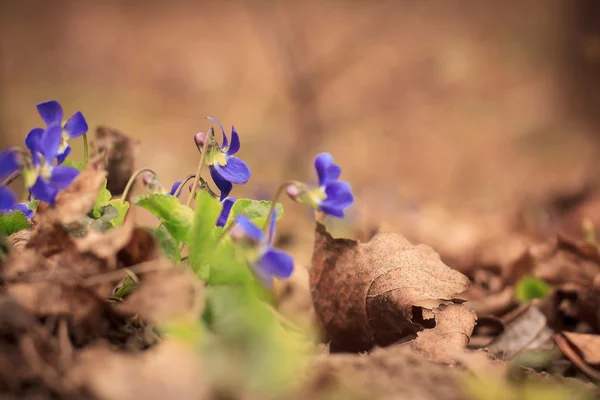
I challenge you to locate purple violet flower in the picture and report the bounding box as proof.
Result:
[0,150,21,181]
[24,126,80,204]
[286,152,354,217]
[230,213,293,287]
[216,197,236,227]
[195,117,251,200]
[0,185,16,212]
[30,100,88,164]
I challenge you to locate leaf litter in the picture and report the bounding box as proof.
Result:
[2,132,600,400]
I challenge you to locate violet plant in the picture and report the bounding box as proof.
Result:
[0,102,355,395]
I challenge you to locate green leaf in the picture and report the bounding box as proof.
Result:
[515,276,552,302]
[107,199,129,227]
[133,193,193,243]
[226,199,283,227]
[148,226,179,261]
[62,159,85,171]
[92,179,112,218]
[205,237,254,286]
[189,191,221,280]
[113,276,137,298]
[203,286,311,396]
[0,211,29,236]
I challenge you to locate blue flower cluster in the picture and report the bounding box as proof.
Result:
[0,100,87,217]
[187,120,352,286]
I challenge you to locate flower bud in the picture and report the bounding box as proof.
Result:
[194,131,207,151]
[285,184,301,200]
[142,172,163,193]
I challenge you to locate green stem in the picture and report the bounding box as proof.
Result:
[82,133,89,165]
[120,168,159,202]
[174,174,196,198]
[263,180,296,235]
[185,127,213,208]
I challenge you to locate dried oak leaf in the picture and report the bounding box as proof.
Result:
[311,222,471,352]
[409,303,477,364]
[93,125,138,196]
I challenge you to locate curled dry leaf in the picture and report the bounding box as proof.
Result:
[119,265,205,324]
[93,125,138,195]
[408,303,477,365]
[562,332,600,365]
[48,155,108,225]
[487,304,554,360]
[310,222,471,352]
[554,334,600,381]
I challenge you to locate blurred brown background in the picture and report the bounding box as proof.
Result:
[3,0,600,263]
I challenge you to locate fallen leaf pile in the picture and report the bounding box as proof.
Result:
[2,132,600,399]
[0,160,203,399]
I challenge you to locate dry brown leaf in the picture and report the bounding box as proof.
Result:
[73,218,136,269]
[310,222,471,352]
[25,157,107,260]
[117,227,161,267]
[554,333,600,381]
[533,234,600,288]
[48,155,107,225]
[466,286,516,317]
[6,281,112,344]
[563,332,600,365]
[119,265,204,324]
[69,340,206,400]
[93,125,138,196]
[487,304,554,359]
[0,248,46,280]
[408,304,477,364]
[25,222,75,258]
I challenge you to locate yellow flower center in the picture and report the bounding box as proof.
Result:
[58,131,69,154]
[206,148,228,166]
